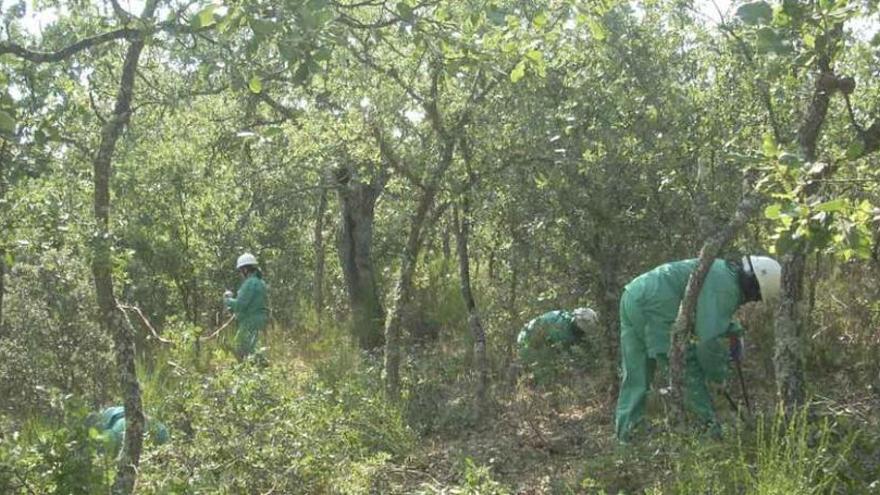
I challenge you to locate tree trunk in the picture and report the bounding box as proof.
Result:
[313,186,328,316]
[773,65,837,409]
[90,7,156,490]
[0,246,4,335]
[384,142,455,399]
[0,142,7,335]
[775,251,806,407]
[383,186,436,399]
[597,260,621,402]
[335,168,385,349]
[453,147,488,413]
[668,183,762,423]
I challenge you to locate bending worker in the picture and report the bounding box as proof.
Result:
[517,307,599,366]
[91,405,169,455]
[614,256,781,441]
[224,252,269,361]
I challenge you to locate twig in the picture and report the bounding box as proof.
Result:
[200,315,236,341]
[117,302,172,344]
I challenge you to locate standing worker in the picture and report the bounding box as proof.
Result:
[224,252,269,361]
[614,256,781,442]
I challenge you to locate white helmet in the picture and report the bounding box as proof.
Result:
[743,255,781,302]
[572,307,599,330]
[236,252,258,270]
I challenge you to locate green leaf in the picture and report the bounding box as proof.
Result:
[3,251,13,268]
[192,5,216,29]
[396,2,414,22]
[764,203,783,219]
[248,75,263,94]
[278,39,300,63]
[737,1,773,25]
[525,49,542,63]
[586,17,607,41]
[815,198,848,213]
[872,31,880,47]
[262,126,283,138]
[845,140,864,160]
[762,132,778,158]
[0,110,14,134]
[781,0,805,20]
[532,12,548,29]
[249,18,277,37]
[755,27,792,54]
[292,63,311,85]
[487,7,506,26]
[802,32,815,49]
[510,60,526,83]
[778,151,800,166]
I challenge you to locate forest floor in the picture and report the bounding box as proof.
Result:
[360,354,880,494]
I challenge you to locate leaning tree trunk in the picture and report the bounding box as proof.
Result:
[0,142,6,334]
[313,186,329,316]
[384,186,437,399]
[0,141,12,338]
[384,141,455,399]
[335,168,385,349]
[453,144,488,413]
[91,17,154,493]
[0,244,4,334]
[668,177,762,423]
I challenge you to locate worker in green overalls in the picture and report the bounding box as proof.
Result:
[224,252,269,361]
[614,256,781,442]
[517,308,599,382]
[91,406,169,456]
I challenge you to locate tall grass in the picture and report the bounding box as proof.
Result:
[669,405,856,494]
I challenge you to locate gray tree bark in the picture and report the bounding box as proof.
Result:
[774,63,841,409]
[313,186,329,316]
[90,3,157,493]
[0,142,6,334]
[596,257,621,401]
[335,165,386,349]
[454,141,488,413]
[383,140,455,399]
[668,177,762,422]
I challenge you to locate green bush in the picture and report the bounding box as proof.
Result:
[0,400,111,494]
[135,343,415,494]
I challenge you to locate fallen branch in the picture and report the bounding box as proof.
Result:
[200,315,235,341]
[667,171,764,424]
[116,301,172,344]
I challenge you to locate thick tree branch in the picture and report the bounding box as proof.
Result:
[798,70,837,161]
[0,28,139,63]
[842,91,880,157]
[256,92,299,123]
[109,0,133,22]
[371,123,424,189]
[863,119,880,156]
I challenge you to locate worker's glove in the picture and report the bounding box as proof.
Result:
[728,335,743,362]
[223,290,233,300]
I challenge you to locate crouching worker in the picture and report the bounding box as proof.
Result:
[89,405,169,456]
[516,308,599,383]
[614,256,781,442]
[224,252,269,362]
